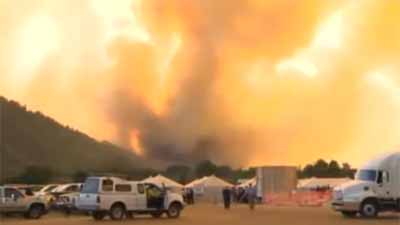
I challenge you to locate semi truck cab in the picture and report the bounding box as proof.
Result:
[332,152,400,218]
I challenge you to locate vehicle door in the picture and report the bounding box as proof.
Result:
[3,188,25,212]
[145,184,164,210]
[115,184,135,210]
[135,183,147,210]
[376,170,392,199]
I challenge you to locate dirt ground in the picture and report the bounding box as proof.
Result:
[1,204,399,225]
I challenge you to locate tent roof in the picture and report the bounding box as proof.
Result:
[186,175,233,188]
[143,174,183,188]
[297,177,351,189]
[237,177,256,187]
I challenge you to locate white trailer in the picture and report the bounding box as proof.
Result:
[332,152,400,218]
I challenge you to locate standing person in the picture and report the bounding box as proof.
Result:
[222,187,231,209]
[189,188,195,204]
[248,184,256,210]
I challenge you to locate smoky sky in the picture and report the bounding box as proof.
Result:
[2,0,400,167]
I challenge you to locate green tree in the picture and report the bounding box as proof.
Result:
[313,159,329,177]
[328,160,341,177]
[165,165,192,184]
[17,166,54,184]
[195,160,217,178]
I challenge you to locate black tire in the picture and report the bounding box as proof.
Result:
[92,211,106,221]
[167,203,181,219]
[110,204,126,220]
[360,200,379,218]
[151,211,163,218]
[26,204,44,219]
[341,211,357,218]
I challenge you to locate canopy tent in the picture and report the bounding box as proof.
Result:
[142,174,184,189]
[297,177,351,190]
[237,177,256,188]
[185,175,233,203]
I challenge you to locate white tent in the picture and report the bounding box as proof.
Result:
[237,177,256,188]
[185,175,233,203]
[297,177,352,189]
[142,174,184,189]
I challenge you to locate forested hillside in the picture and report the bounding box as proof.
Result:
[0,96,145,181]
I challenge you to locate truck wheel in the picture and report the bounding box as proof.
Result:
[167,203,181,219]
[26,204,44,219]
[360,200,379,218]
[151,211,163,218]
[341,211,357,218]
[110,204,126,220]
[92,211,106,220]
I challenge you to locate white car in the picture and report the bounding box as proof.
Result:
[0,186,49,219]
[77,177,185,220]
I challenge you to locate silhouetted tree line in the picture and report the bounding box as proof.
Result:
[7,160,256,185]
[298,159,355,179]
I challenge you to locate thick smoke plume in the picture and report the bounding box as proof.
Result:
[1,0,400,167]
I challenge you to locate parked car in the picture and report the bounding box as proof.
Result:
[332,152,400,218]
[0,185,49,219]
[51,183,82,210]
[55,192,81,214]
[77,176,185,220]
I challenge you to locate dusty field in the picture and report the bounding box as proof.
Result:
[1,204,399,225]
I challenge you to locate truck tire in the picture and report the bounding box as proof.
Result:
[167,203,181,219]
[341,211,357,218]
[26,204,44,219]
[92,211,106,220]
[110,203,126,220]
[360,200,379,218]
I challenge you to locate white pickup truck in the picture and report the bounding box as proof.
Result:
[0,185,49,219]
[76,177,185,220]
[332,152,400,218]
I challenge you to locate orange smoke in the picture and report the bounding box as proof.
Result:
[1,0,400,167]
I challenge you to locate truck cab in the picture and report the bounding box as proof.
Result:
[76,177,184,220]
[332,152,400,218]
[0,186,48,219]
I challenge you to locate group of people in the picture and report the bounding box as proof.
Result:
[222,184,257,210]
[183,188,195,204]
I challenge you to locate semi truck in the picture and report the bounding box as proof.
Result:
[332,152,400,218]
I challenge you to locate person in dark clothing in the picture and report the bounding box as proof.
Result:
[222,187,231,209]
[190,188,195,204]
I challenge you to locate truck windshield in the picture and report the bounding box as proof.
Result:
[356,170,377,182]
[81,178,99,194]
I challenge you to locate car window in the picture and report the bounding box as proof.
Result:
[377,171,383,184]
[383,171,390,183]
[5,188,23,199]
[137,184,144,194]
[66,185,79,192]
[102,179,114,192]
[116,184,132,192]
[82,179,99,194]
